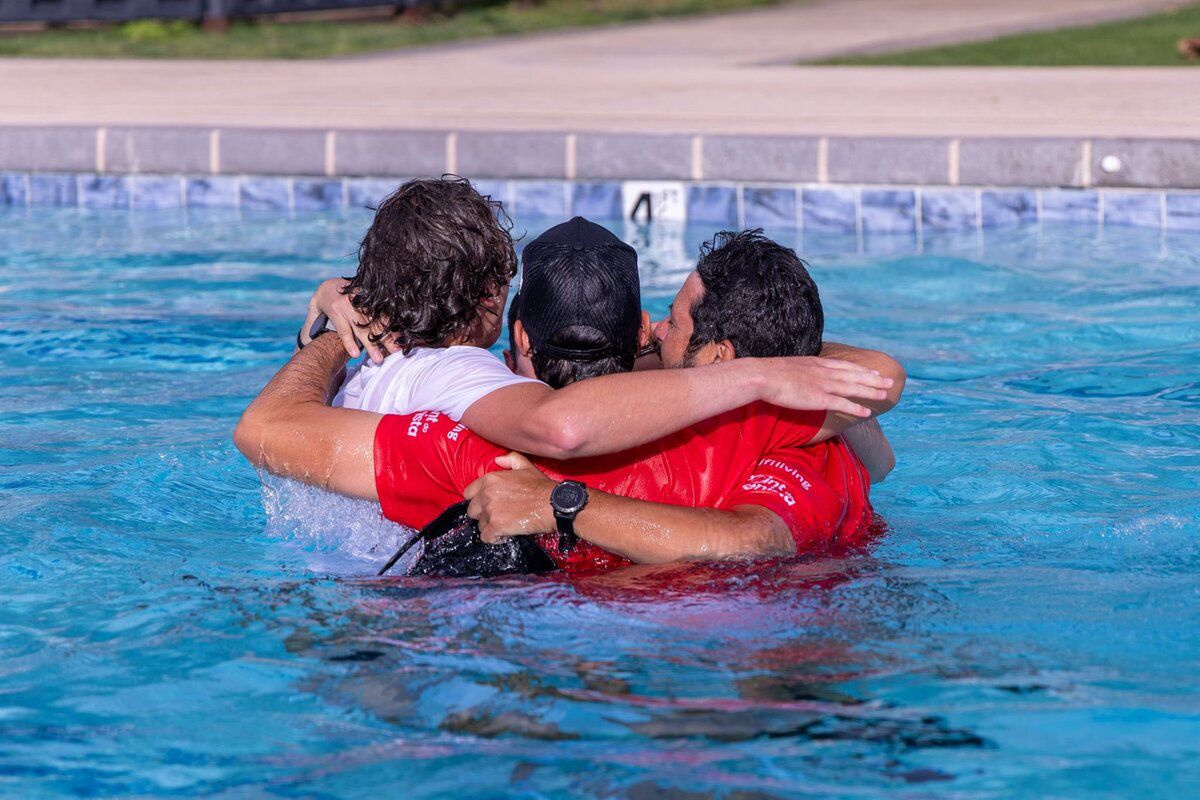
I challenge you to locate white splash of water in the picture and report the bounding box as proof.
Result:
[259,474,420,575]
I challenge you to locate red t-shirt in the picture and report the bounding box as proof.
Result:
[373,403,874,575]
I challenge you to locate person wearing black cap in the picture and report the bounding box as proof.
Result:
[508,216,648,389]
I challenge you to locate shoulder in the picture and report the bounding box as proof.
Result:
[744,401,826,446]
[439,345,513,367]
[409,346,531,384]
[376,411,502,460]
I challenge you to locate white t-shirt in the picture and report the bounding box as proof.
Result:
[333,345,542,418]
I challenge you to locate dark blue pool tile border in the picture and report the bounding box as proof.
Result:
[3,172,1198,237]
[1041,189,1099,224]
[921,189,978,230]
[980,190,1037,228]
[803,187,857,233]
[860,189,916,234]
[743,186,797,230]
[129,175,185,209]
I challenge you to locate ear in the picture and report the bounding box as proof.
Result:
[638,310,652,349]
[514,320,534,358]
[711,339,736,364]
[481,292,503,314]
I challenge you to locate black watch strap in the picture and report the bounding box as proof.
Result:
[297,313,332,350]
[554,513,578,554]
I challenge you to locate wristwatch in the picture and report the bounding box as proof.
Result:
[297,313,334,350]
[549,480,588,553]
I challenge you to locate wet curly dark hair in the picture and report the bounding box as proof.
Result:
[345,177,517,353]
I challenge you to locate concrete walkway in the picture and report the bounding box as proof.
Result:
[0,0,1194,137]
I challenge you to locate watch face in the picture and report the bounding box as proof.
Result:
[551,481,587,514]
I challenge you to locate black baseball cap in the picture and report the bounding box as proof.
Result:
[515,217,641,362]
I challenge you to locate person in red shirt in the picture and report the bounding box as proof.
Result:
[235,220,903,574]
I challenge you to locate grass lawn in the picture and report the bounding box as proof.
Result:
[817,2,1200,66]
[0,0,784,59]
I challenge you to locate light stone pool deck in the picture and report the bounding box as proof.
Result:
[0,0,1197,187]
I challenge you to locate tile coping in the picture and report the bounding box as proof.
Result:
[2,126,1199,189]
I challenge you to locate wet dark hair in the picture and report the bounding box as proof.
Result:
[684,229,823,363]
[531,325,633,389]
[345,176,517,353]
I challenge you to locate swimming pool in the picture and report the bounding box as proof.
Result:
[1,207,1198,798]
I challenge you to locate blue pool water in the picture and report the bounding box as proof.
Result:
[1,207,1198,798]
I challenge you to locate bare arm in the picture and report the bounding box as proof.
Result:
[812,341,907,442]
[840,418,896,483]
[233,335,382,500]
[463,453,794,563]
[461,355,894,460]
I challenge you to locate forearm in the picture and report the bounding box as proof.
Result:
[572,490,793,564]
[234,336,380,499]
[820,342,906,414]
[807,342,907,442]
[512,359,767,457]
[239,335,348,442]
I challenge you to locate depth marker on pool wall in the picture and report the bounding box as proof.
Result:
[95,128,107,173]
[324,131,337,177]
[565,134,577,180]
[446,133,458,175]
[209,130,221,175]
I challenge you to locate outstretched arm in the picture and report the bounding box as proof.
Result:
[464,454,794,563]
[234,335,381,500]
[461,355,893,460]
[812,342,906,439]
